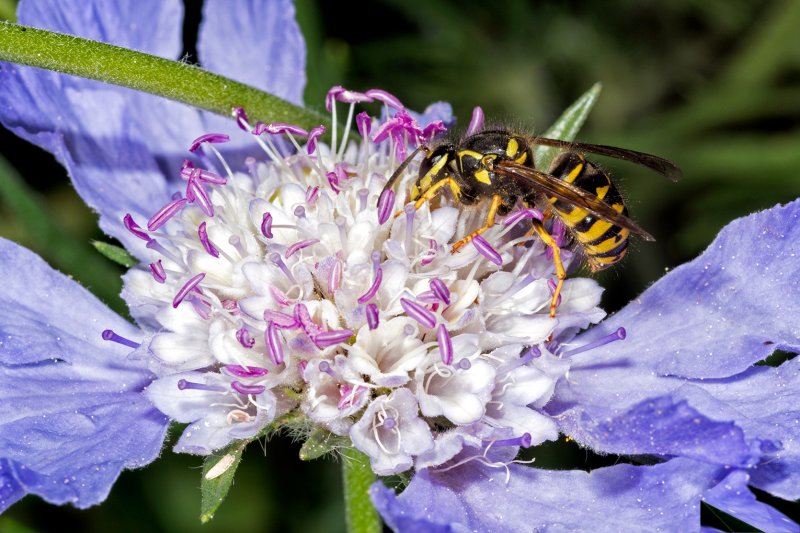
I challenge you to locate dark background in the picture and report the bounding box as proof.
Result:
[1,0,799,531]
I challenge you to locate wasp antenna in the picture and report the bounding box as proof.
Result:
[377,144,430,206]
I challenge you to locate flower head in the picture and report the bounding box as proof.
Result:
[0,1,798,532]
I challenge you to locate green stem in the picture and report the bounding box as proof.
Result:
[0,21,327,130]
[341,448,382,533]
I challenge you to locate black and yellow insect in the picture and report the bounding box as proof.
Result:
[381,129,680,317]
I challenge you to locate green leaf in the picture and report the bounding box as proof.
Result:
[92,240,137,268]
[536,82,602,170]
[0,22,327,131]
[200,439,250,524]
[299,428,348,461]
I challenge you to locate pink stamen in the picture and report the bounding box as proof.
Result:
[285,239,320,259]
[224,365,269,377]
[147,197,188,231]
[172,273,205,308]
[437,324,453,365]
[198,222,220,258]
[189,133,230,153]
[149,259,166,283]
[400,297,437,329]
[232,107,250,131]
[231,381,266,395]
[123,214,151,241]
[466,106,485,136]
[472,235,503,266]
[307,125,325,154]
[260,212,273,238]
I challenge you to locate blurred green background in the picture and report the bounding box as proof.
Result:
[1,0,799,531]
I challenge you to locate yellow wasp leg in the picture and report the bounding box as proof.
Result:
[451,194,503,252]
[530,219,565,318]
[394,177,460,217]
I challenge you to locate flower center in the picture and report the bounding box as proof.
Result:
[106,87,613,468]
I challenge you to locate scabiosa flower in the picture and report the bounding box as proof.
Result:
[0,2,798,532]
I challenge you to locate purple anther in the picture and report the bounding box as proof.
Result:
[233,107,250,131]
[437,324,454,365]
[286,239,320,259]
[147,197,188,231]
[404,204,416,251]
[222,299,240,314]
[416,291,439,304]
[420,239,438,266]
[263,309,299,329]
[307,125,325,154]
[421,120,447,142]
[198,222,220,258]
[180,159,195,176]
[377,189,395,225]
[332,86,372,105]
[260,212,273,238]
[270,286,291,307]
[177,379,226,393]
[294,302,323,337]
[486,433,533,449]
[149,260,166,284]
[186,294,211,320]
[325,86,345,111]
[563,327,627,357]
[365,88,404,109]
[472,235,503,266]
[466,106,485,136]
[265,321,284,365]
[231,381,266,395]
[172,273,205,308]
[187,178,214,217]
[259,123,308,136]
[547,279,562,308]
[551,218,567,248]
[294,205,306,219]
[372,110,420,144]
[357,267,383,304]
[189,133,230,153]
[456,358,472,370]
[101,329,140,349]
[328,259,343,294]
[318,360,336,377]
[196,169,227,185]
[236,327,256,348]
[314,329,354,349]
[366,303,379,330]
[400,298,437,329]
[305,185,320,204]
[224,364,269,378]
[123,214,150,241]
[382,417,397,430]
[356,111,372,139]
[429,278,451,304]
[504,208,544,227]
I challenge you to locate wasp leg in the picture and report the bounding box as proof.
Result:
[452,194,503,252]
[394,177,461,217]
[530,219,565,318]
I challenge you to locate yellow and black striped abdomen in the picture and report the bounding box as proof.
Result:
[547,152,630,272]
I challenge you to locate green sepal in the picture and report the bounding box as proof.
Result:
[199,438,250,524]
[536,82,602,170]
[91,240,138,268]
[299,428,349,461]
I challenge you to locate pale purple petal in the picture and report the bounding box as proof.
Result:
[372,458,725,532]
[0,0,206,256]
[704,470,799,532]
[549,201,800,482]
[0,239,168,510]
[571,199,800,379]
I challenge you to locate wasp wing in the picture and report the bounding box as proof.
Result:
[528,136,681,182]
[495,160,655,241]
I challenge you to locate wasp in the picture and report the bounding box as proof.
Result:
[380,129,680,317]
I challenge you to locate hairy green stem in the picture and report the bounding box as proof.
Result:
[0,22,327,129]
[341,448,382,533]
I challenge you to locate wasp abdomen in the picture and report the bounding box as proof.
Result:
[546,152,630,271]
